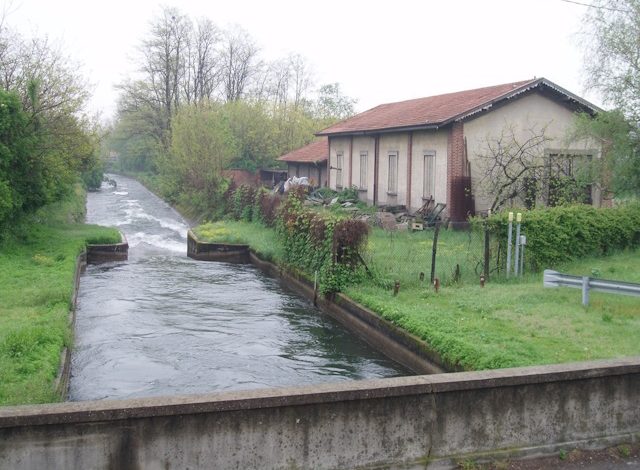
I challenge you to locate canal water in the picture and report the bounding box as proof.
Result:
[69,175,408,401]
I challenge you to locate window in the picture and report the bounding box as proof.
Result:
[359,151,368,190]
[545,149,594,206]
[336,152,343,188]
[388,151,398,194]
[423,151,436,199]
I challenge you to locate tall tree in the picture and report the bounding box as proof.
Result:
[220,28,259,102]
[580,0,640,197]
[183,18,222,104]
[583,0,640,120]
[314,83,356,124]
[138,7,191,145]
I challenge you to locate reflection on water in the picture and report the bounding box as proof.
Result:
[69,175,408,401]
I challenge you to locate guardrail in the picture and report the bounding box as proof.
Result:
[543,270,640,306]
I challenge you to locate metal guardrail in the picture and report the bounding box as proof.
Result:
[543,270,640,306]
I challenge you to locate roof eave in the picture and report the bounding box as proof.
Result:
[445,78,602,124]
[316,123,441,137]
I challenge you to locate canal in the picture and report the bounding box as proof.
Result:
[69,175,408,401]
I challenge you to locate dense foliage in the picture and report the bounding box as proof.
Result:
[579,1,640,198]
[485,203,640,270]
[0,26,105,234]
[107,6,356,215]
[201,184,369,294]
[0,186,120,405]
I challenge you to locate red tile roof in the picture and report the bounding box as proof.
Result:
[277,138,328,163]
[317,78,599,136]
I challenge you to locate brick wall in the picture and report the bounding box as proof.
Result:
[447,122,465,221]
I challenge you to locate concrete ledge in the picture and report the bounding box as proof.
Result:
[2,358,638,428]
[1,358,639,468]
[187,230,250,263]
[187,235,447,374]
[86,232,128,264]
[53,251,88,401]
[249,251,447,374]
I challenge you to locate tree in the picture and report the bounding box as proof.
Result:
[314,83,356,124]
[475,123,593,211]
[0,23,102,224]
[159,104,236,211]
[574,110,640,198]
[476,124,551,211]
[0,89,34,228]
[220,28,259,102]
[137,7,191,146]
[580,0,640,197]
[583,0,640,120]
[182,18,222,104]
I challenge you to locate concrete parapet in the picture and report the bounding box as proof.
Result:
[1,358,639,468]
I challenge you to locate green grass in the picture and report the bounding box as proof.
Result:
[193,220,284,263]
[364,227,485,288]
[346,248,640,370]
[195,219,640,371]
[0,186,120,406]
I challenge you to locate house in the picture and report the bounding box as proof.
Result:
[316,78,602,221]
[277,139,329,188]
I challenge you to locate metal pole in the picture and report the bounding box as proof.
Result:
[484,222,490,279]
[520,236,525,276]
[514,213,522,277]
[506,212,513,278]
[582,276,590,307]
[430,222,440,284]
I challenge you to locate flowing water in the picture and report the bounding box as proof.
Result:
[69,174,408,401]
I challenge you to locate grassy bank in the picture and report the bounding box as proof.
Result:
[195,220,640,371]
[0,186,120,406]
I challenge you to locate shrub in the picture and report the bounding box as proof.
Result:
[253,187,281,227]
[485,203,640,270]
[229,184,256,221]
[276,190,370,294]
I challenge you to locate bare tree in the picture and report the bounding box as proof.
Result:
[183,18,222,104]
[289,54,313,110]
[220,28,259,102]
[138,7,191,143]
[476,124,553,211]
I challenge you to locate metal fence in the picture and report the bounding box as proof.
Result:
[363,222,498,289]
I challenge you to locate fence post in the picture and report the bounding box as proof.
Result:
[582,276,590,307]
[430,222,440,284]
[514,213,522,276]
[484,222,490,280]
[506,212,513,278]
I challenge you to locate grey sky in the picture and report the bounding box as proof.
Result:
[4,0,600,119]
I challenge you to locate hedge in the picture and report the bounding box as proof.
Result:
[485,203,640,270]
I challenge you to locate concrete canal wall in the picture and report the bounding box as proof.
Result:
[1,358,639,469]
[188,231,449,374]
[54,234,129,400]
[187,230,250,263]
[14,233,633,468]
[86,233,129,264]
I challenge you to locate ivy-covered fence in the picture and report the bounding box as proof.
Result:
[225,184,369,293]
[485,203,640,272]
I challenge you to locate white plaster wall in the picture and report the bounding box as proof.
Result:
[329,137,351,190]
[410,130,449,211]
[378,134,410,207]
[464,92,598,212]
[352,136,376,203]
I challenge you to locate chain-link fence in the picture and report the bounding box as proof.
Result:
[363,221,503,289]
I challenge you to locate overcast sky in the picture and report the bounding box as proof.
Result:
[4,0,600,120]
